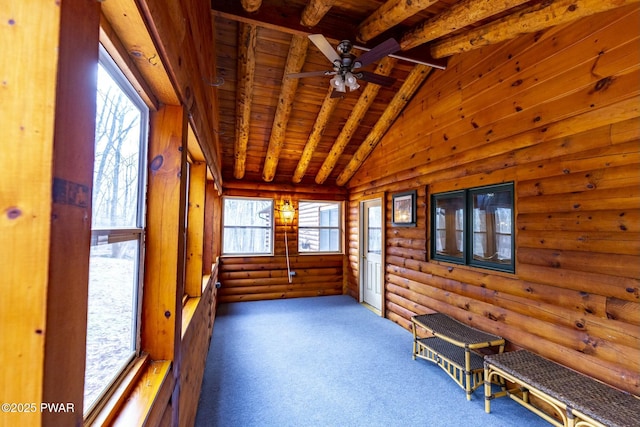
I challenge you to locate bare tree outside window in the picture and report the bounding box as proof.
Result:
[222,197,273,255]
[84,56,147,413]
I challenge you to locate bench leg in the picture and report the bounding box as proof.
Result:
[465,350,472,401]
[484,365,492,413]
[411,322,417,360]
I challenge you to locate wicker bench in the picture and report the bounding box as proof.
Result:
[484,350,640,427]
[411,313,505,400]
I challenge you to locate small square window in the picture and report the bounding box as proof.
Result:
[222,197,274,255]
[298,201,342,253]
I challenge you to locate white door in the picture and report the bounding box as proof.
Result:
[362,199,383,311]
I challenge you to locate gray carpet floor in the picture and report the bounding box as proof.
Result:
[195,295,551,426]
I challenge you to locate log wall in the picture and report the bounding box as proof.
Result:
[218,182,347,302]
[347,5,640,395]
[179,272,218,427]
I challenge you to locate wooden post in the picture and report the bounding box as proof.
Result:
[142,105,187,361]
[186,162,207,297]
[43,0,101,425]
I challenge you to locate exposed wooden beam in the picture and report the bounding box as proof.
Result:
[357,0,438,43]
[315,57,397,184]
[400,0,530,51]
[262,35,309,182]
[300,0,336,27]
[336,64,432,186]
[430,0,640,58]
[292,87,340,183]
[213,0,355,39]
[211,0,445,68]
[241,0,262,13]
[234,23,257,179]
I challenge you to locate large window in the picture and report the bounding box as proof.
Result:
[84,47,148,412]
[298,201,342,253]
[222,197,274,255]
[432,183,514,272]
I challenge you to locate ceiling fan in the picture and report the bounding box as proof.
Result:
[287,34,401,98]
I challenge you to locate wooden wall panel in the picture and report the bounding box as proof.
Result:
[347,6,640,395]
[1,0,101,425]
[179,273,218,427]
[218,183,347,302]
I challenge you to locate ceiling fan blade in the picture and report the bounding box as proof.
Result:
[308,34,341,64]
[358,71,396,87]
[354,38,400,68]
[286,70,336,79]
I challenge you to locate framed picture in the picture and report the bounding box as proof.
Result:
[392,190,416,227]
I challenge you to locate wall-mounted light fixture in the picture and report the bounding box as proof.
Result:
[281,200,295,226]
[279,200,296,283]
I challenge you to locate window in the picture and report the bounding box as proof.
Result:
[222,197,273,255]
[84,47,148,412]
[298,201,342,253]
[431,183,514,272]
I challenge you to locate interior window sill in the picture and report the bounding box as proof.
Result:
[87,355,172,427]
[182,274,214,337]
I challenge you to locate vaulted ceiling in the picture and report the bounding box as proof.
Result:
[211,0,635,187]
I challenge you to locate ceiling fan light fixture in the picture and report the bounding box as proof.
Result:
[345,72,359,91]
[330,75,346,92]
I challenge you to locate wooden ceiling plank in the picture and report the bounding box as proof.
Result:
[301,0,337,27]
[357,0,439,43]
[430,0,640,58]
[336,64,433,186]
[400,0,530,51]
[241,0,263,13]
[292,87,340,183]
[262,35,310,182]
[234,23,258,179]
[315,57,397,184]
[212,0,445,68]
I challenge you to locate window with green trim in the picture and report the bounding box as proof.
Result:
[432,183,514,272]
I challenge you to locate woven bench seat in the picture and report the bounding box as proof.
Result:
[416,337,485,371]
[411,313,504,400]
[484,350,640,427]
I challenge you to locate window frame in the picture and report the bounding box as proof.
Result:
[84,45,149,415]
[431,183,515,273]
[432,190,465,264]
[297,200,343,254]
[221,196,274,256]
